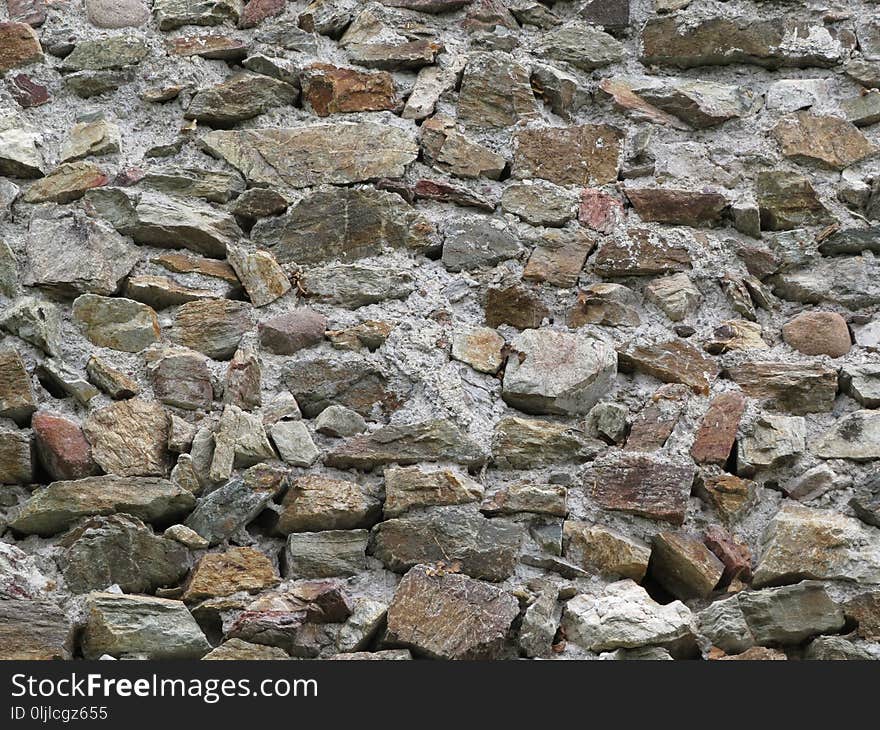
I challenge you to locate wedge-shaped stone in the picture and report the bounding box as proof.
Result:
[154,0,243,30]
[82,592,210,659]
[563,521,651,581]
[253,187,437,265]
[491,416,605,469]
[72,294,159,353]
[0,348,36,426]
[277,475,381,533]
[9,476,194,536]
[650,532,724,600]
[618,339,719,395]
[372,506,522,581]
[772,113,876,171]
[385,565,519,659]
[738,582,845,644]
[185,477,273,545]
[724,361,836,415]
[384,465,483,517]
[200,122,417,189]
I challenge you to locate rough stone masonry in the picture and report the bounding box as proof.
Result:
[2,0,880,661]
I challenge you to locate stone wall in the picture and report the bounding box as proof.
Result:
[1,0,880,661]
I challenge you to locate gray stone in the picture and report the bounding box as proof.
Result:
[0,426,32,484]
[186,73,299,125]
[171,299,254,361]
[813,411,880,461]
[500,181,578,227]
[301,262,415,308]
[283,530,369,578]
[227,244,290,308]
[185,478,273,546]
[738,414,806,474]
[315,405,367,438]
[492,416,605,469]
[154,0,243,30]
[535,21,624,71]
[0,296,62,356]
[841,365,880,408]
[277,475,380,533]
[35,358,99,405]
[210,405,276,481]
[644,273,702,322]
[442,217,519,272]
[697,597,755,654]
[738,582,845,644]
[146,347,213,411]
[0,349,36,426]
[270,420,320,467]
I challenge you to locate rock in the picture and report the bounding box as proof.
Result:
[24,208,138,297]
[697,597,755,654]
[301,262,414,309]
[182,547,279,602]
[773,255,880,310]
[717,646,786,661]
[125,277,222,310]
[380,0,470,11]
[9,475,194,536]
[59,118,120,162]
[534,21,624,71]
[690,392,746,466]
[239,0,285,28]
[283,355,397,417]
[186,73,298,125]
[431,131,506,181]
[441,217,518,272]
[513,125,623,186]
[724,362,837,415]
[0,120,43,178]
[0,600,72,659]
[644,273,701,322]
[586,402,628,444]
[85,187,240,258]
[0,349,36,426]
[86,0,150,28]
[200,122,417,189]
[842,91,880,127]
[83,399,169,477]
[0,22,42,74]
[402,64,457,120]
[841,365,880,408]
[284,530,369,579]
[563,580,695,653]
[258,309,326,355]
[270,420,320,467]
[756,171,831,231]
[7,0,46,26]
[346,39,442,71]
[481,482,565,517]
[450,326,505,374]
[277,475,380,533]
[738,414,805,474]
[568,283,640,328]
[254,187,436,265]
[383,465,483,517]
[704,319,767,354]
[626,188,727,228]
[154,0,243,30]
[0,296,62,355]
[164,524,209,549]
[203,639,289,660]
[0,542,49,599]
[171,299,253,360]
[82,592,210,659]
[301,63,395,116]
[146,347,213,411]
[226,244,289,308]
[484,285,549,329]
[591,228,691,276]
[844,591,880,640]
[59,514,190,594]
[640,15,843,69]
[765,78,829,113]
[492,416,604,469]
[650,532,724,600]
[695,474,755,524]
[86,355,140,400]
[502,329,617,416]
[589,452,695,525]
[501,181,577,227]
[138,167,245,203]
[782,312,851,358]
[61,36,147,71]
[0,427,32,484]
[617,339,719,395]
[523,229,594,289]
[32,411,97,481]
[315,405,367,438]
[385,565,518,659]
[813,411,880,461]
[563,521,650,581]
[805,635,873,660]
[22,161,107,204]
[623,385,688,451]
[184,478,273,545]
[519,586,562,659]
[738,582,845,644]
[772,113,876,171]
[209,405,276,481]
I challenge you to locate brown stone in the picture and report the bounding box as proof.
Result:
[844,592,880,641]
[491,416,605,470]
[625,188,727,227]
[239,0,285,28]
[523,229,595,288]
[385,565,518,660]
[301,64,396,116]
[166,35,248,59]
[484,285,549,329]
[578,188,623,233]
[0,428,31,484]
[83,399,170,477]
[259,308,327,355]
[182,547,279,602]
[690,392,746,465]
[589,452,695,525]
[755,171,830,231]
[625,386,688,451]
[32,412,98,482]
[0,349,36,426]
[86,355,140,400]
[384,465,483,517]
[597,77,691,130]
[563,521,651,581]
[772,113,876,171]
[413,179,495,211]
[703,525,752,585]
[695,474,755,524]
[457,52,539,128]
[171,299,254,361]
[0,22,42,74]
[513,125,623,186]
[568,283,641,328]
[153,252,239,284]
[22,161,109,204]
[277,475,381,533]
[618,339,720,395]
[723,362,837,415]
[650,532,724,599]
[0,600,72,660]
[782,312,851,358]
[451,326,504,374]
[592,228,691,276]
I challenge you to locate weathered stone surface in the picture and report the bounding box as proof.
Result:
[315,405,367,438]
[277,475,381,533]
[1,297,62,355]
[563,580,695,652]
[492,416,604,470]
[0,426,32,484]
[22,161,108,204]
[782,312,851,358]
[481,482,565,516]
[773,255,880,310]
[302,63,395,116]
[301,262,415,308]
[201,122,417,189]
[755,170,831,231]
[442,217,518,271]
[695,474,755,524]
[383,465,482,517]
[85,187,241,258]
[691,392,746,466]
[83,592,210,659]
[644,273,701,322]
[535,21,624,71]
[813,410,880,461]
[182,547,279,602]
[844,591,880,640]
[650,532,724,600]
[239,0,285,28]
[641,16,844,69]
[385,565,518,659]
[772,113,876,171]
[450,326,504,374]
[618,339,719,395]
[138,167,245,203]
[32,411,97,481]
[738,414,805,474]
[86,0,150,28]
[563,521,650,581]
[592,229,691,276]
[86,355,140,400]
[589,452,695,525]
[171,299,253,360]
[83,398,169,477]
[501,181,577,227]
[372,506,520,581]
[0,349,36,426]
[484,285,550,329]
[203,639,289,660]
[283,355,397,417]
[523,229,594,288]
[724,362,837,415]
[0,22,42,74]
[513,125,623,186]
[569,283,640,328]
[326,419,486,470]
[155,0,243,30]
[227,244,290,308]
[0,600,72,660]
[59,118,120,162]
[738,582,845,644]
[186,73,298,125]
[210,405,276,481]
[184,477,273,545]
[59,514,190,594]
[259,309,326,354]
[626,188,727,227]
[72,294,160,353]
[10,476,194,536]
[253,187,437,265]
[502,329,617,416]
[146,347,213,411]
[270,420,319,467]
[841,365,880,408]
[284,530,369,579]
[62,36,148,72]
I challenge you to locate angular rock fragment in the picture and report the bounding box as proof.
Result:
[534,21,624,71]
[841,365,880,408]
[86,355,140,400]
[301,262,414,308]
[59,118,120,163]
[182,547,279,602]
[0,296,62,355]
[186,73,298,125]
[481,482,566,517]
[62,36,148,72]
[171,299,253,360]
[451,326,504,374]
[755,171,831,231]
[618,339,719,395]
[147,347,213,411]
[72,295,159,353]
[154,0,243,30]
[283,355,397,417]
[138,167,245,203]
[650,532,724,600]
[738,414,805,474]
[724,361,836,415]
[645,273,701,322]
[738,582,845,644]
[813,411,880,461]
[442,217,518,272]
[695,474,755,524]
[284,530,369,579]
[0,426,32,484]
[568,283,640,328]
[84,398,170,477]
[592,228,691,276]
[315,405,367,438]
[626,188,727,227]
[302,63,396,116]
[0,22,43,74]
[484,285,549,329]
[0,600,72,659]
[184,478,273,545]
[501,181,577,227]
[690,392,745,466]
[277,475,381,533]
[0,349,36,426]
[0,118,43,178]
[772,113,876,171]
[227,244,290,308]
[203,639,288,660]
[270,420,320,467]
[32,411,97,481]
[209,405,276,481]
[563,521,651,581]
[513,125,623,186]
[523,229,594,288]
[22,161,108,204]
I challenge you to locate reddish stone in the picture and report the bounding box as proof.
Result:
[578,188,623,233]
[618,339,720,395]
[782,311,852,358]
[167,35,248,60]
[625,384,688,451]
[625,188,728,227]
[258,309,327,355]
[301,64,396,117]
[690,391,746,465]
[0,22,43,74]
[113,168,146,187]
[32,411,99,482]
[239,0,285,28]
[513,125,623,186]
[592,228,691,277]
[413,179,495,211]
[703,524,752,585]
[7,73,48,107]
[8,0,46,27]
